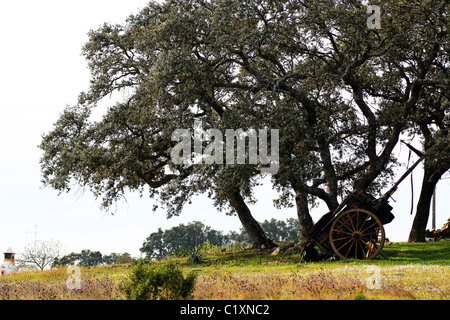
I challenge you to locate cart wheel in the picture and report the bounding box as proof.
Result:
[329,209,385,260]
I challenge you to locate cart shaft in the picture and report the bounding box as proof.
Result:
[382,153,425,201]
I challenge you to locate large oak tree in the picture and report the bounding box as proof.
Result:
[41,0,449,246]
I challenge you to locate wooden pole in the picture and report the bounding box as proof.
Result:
[432,187,436,230]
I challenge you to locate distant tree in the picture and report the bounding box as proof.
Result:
[162,222,206,253]
[18,240,63,270]
[205,229,230,248]
[52,252,79,267]
[140,218,301,259]
[116,253,133,264]
[141,221,227,257]
[101,252,134,264]
[141,221,232,258]
[261,218,301,243]
[231,218,300,244]
[226,229,251,245]
[102,253,119,265]
[77,250,103,267]
[54,251,134,266]
[140,228,167,260]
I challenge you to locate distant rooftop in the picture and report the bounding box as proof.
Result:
[4,247,14,254]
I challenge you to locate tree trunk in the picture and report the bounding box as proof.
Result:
[408,165,445,243]
[228,190,276,249]
[408,123,449,243]
[294,190,314,244]
[289,179,337,243]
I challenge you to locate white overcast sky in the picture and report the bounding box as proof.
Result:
[0,1,449,258]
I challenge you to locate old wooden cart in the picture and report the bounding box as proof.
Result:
[301,143,425,261]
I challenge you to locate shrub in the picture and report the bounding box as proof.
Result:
[187,247,203,265]
[120,261,197,300]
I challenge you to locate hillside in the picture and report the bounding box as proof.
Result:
[0,241,448,300]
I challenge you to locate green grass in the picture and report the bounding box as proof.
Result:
[0,241,448,300]
[181,240,449,270]
[184,241,449,300]
[382,241,450,264]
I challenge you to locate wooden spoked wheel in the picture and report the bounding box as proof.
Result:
[329,209,385,260]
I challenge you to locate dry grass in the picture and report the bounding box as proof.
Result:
[0,277,123,300]
[2,265,447,300]
[0,242,448,300]
[0,267,126,300]
[193,265,450,300]
[194,270,363,300]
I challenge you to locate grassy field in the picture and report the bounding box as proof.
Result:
[0,241,448,300]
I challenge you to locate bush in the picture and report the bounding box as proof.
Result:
[187,247,202,265]
[120,261,197,300]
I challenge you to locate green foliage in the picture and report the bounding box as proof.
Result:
[382,241,450,264]
[40,0,449,243]
[187,247,203,265]
[141,221,230,259]
[353,293,369,300]
[260,218,300,243]
[53,250,134,267]
[199,239,220,253]
[120,261,197,300]
[140,219,301,259]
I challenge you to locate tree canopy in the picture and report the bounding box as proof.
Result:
[53,250,133,267]
[40,0,449,245]
[140,219,300,259]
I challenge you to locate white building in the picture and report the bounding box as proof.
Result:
[1,247,16,276]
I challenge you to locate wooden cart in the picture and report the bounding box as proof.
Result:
[301,142,425,261]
